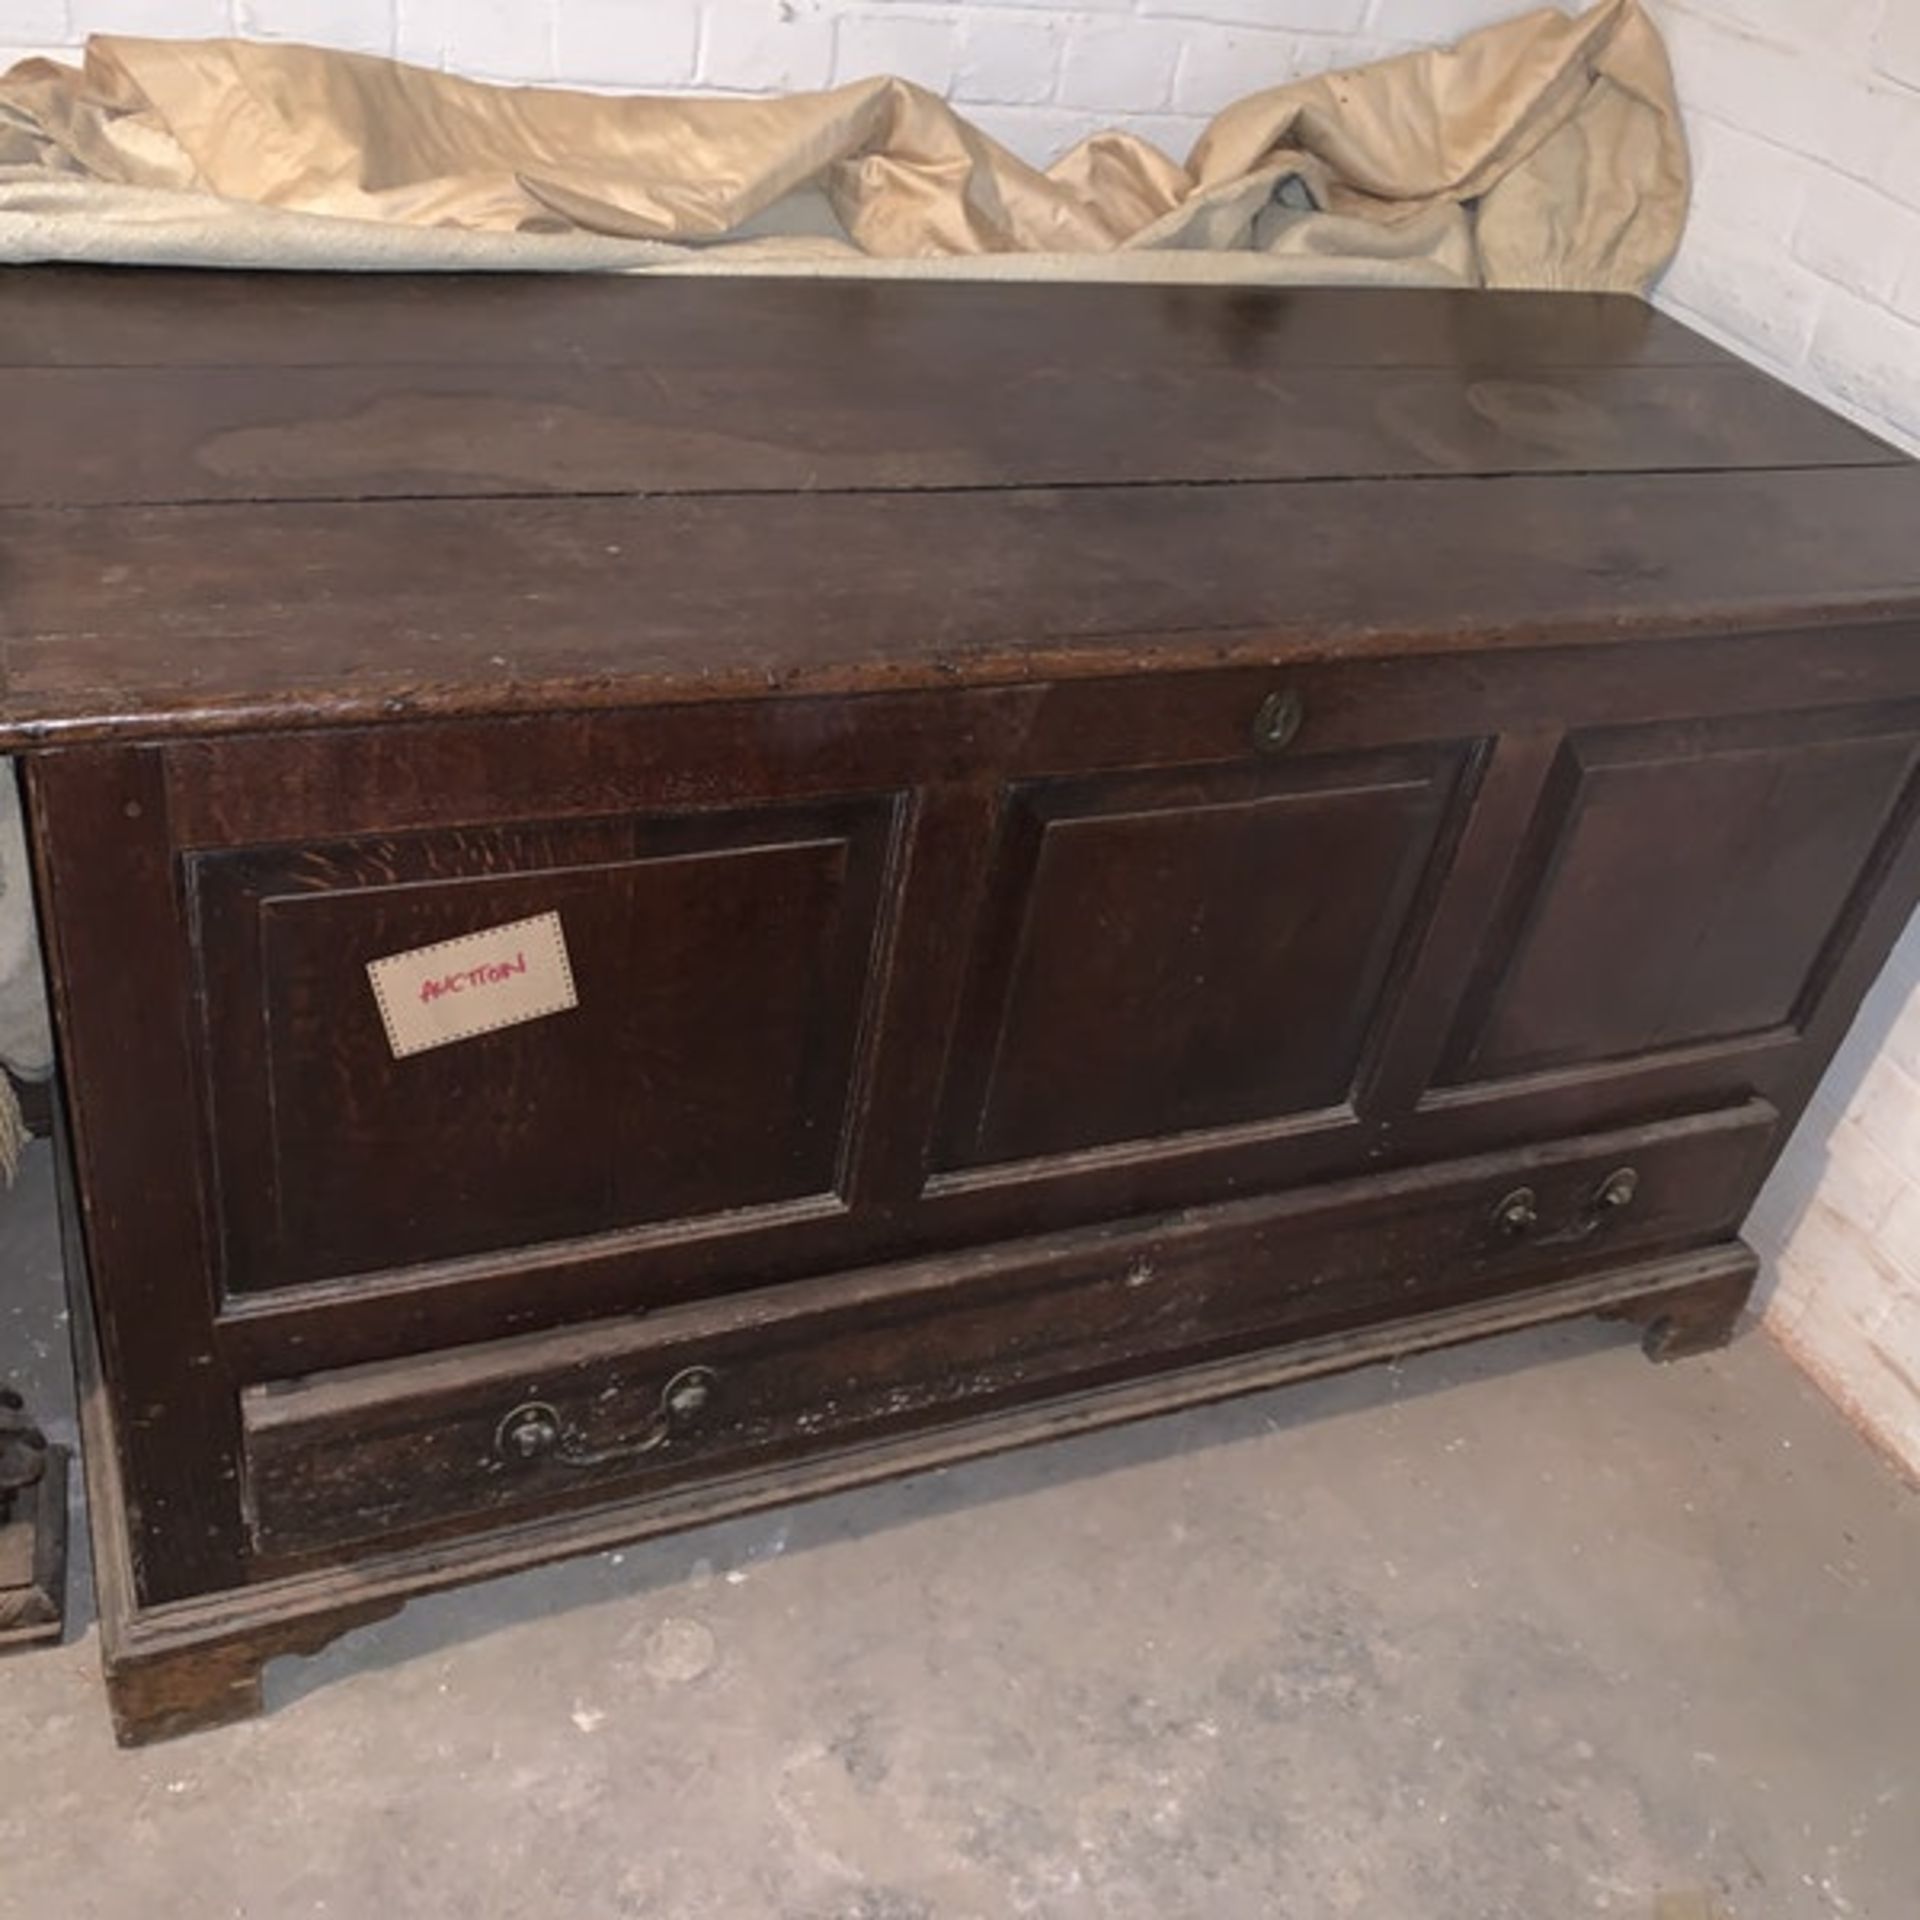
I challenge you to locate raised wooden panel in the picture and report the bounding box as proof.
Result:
[189,798,898,1292]
[1443,711,1920,1085]
[934,745,1473,1170]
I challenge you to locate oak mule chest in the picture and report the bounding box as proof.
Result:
[7,271,1920,1744]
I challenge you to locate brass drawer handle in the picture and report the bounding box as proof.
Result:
[495,1365,720,1470]
[1541,1165,1641,1247]
[1491,1167,1641,1248]
[1251,688,1305,756]
[1592,1166,1640,1214]
[1490,1186,1539,1236]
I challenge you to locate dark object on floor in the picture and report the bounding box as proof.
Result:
[0,1387,66,1650]
[5,273,1919,1745]
[7,1073,52,1140]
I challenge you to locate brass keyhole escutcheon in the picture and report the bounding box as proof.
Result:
[1252,688,1305,756]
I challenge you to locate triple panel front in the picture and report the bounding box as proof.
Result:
[37,640,1920,1602]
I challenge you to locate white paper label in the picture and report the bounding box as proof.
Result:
[367,911,577,1058]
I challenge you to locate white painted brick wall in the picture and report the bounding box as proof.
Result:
[696,4,833,94]
[245,0,384,54]
[954,14,1062,107]
[4,0,71,38]
[0,2,1433,159]
[3,0,1918,1465]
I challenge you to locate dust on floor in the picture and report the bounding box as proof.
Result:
[2,1140,1915,1920]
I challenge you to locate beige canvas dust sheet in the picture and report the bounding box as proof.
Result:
[0,0,1686,290]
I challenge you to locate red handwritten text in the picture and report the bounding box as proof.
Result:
[418,950,529,1004]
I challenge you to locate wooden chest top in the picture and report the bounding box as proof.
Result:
[2,270,1917,747]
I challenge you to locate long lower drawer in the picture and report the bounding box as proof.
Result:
[241,1098,1776,1560]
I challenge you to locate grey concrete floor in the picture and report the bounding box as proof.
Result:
[4,1141,1919,1920]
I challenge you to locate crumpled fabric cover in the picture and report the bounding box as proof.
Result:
[0,0,1686,290]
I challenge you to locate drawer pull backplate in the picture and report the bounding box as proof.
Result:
[1491,1166,1642,1249]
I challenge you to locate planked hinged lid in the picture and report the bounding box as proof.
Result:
[2,271,1918,747]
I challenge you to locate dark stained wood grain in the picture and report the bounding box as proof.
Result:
[1445,707,1920,1083]
[0,273,1736,373]
[191,796,898,1291]
[26,749,247,1606]
[60,1192,403,1747]
[1601,1263,1756,1360]
[0,273,1913,750]
[149,643,1920,854]
[934,744,1469,1166]
[86,1238,1763,1743]
[7,467,1920,749]
[18,274,1920,1742]
[240,1099,1776,1561]
[120,640,1914,1386]
[0,360,1891,509]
